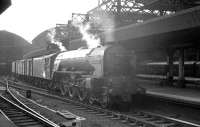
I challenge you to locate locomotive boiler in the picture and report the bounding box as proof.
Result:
[12,45,144,107]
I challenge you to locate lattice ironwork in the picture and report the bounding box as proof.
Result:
[71,13,104,34]
[92,0,200,13]
[91,0,145,13]
[140,0,200,11]
[87,0,200,27]
[72,13,90,24]
[55,23,82,46]
[87,0,161,27]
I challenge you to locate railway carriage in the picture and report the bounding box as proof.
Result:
[137,61,200,84]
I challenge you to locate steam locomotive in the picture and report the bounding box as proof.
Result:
[12,45,144,107]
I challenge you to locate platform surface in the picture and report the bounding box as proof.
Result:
[0,110,16,127]
[138,79,200,105]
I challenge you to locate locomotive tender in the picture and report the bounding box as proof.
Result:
[12,45,144,107]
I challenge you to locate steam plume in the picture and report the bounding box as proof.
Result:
[47,29,66,51]
[73,22,101,49]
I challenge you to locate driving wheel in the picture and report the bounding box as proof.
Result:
[100,93,110,108]
[78,87,88,101]
[68,86,75,98]
[60,84,67,96]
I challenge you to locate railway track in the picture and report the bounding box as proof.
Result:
[0,93,58,127]
[3,79,200,127]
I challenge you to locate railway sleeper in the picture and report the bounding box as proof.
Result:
[129,122,137,126]
[3,111,24,115]
[104,114,114,118]
[15,121,41,126]
[7,113,27,117]
[161,123,179,127]
[95,113,108,116]
[1,108,19,111]
[8,116,31,120]
[13,119,36,124]
[145,117,161,121]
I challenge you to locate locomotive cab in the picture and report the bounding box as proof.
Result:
[103,46,142,103]
[104,46,130,76]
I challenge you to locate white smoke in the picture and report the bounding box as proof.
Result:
[73,22,101,49]
[47,29,66,51]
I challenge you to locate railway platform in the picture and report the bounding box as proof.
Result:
[0,110,16,127]
[138,79,200,106]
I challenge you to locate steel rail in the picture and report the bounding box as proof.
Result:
[2,80,60,127]
[0,94,59,127]
[4,79,200,127]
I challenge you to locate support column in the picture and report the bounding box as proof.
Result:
[117,0,121,13]
[130,50,137,78]
[178,48,185,88]
[166,49,174,86]
[116,0,122,25]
